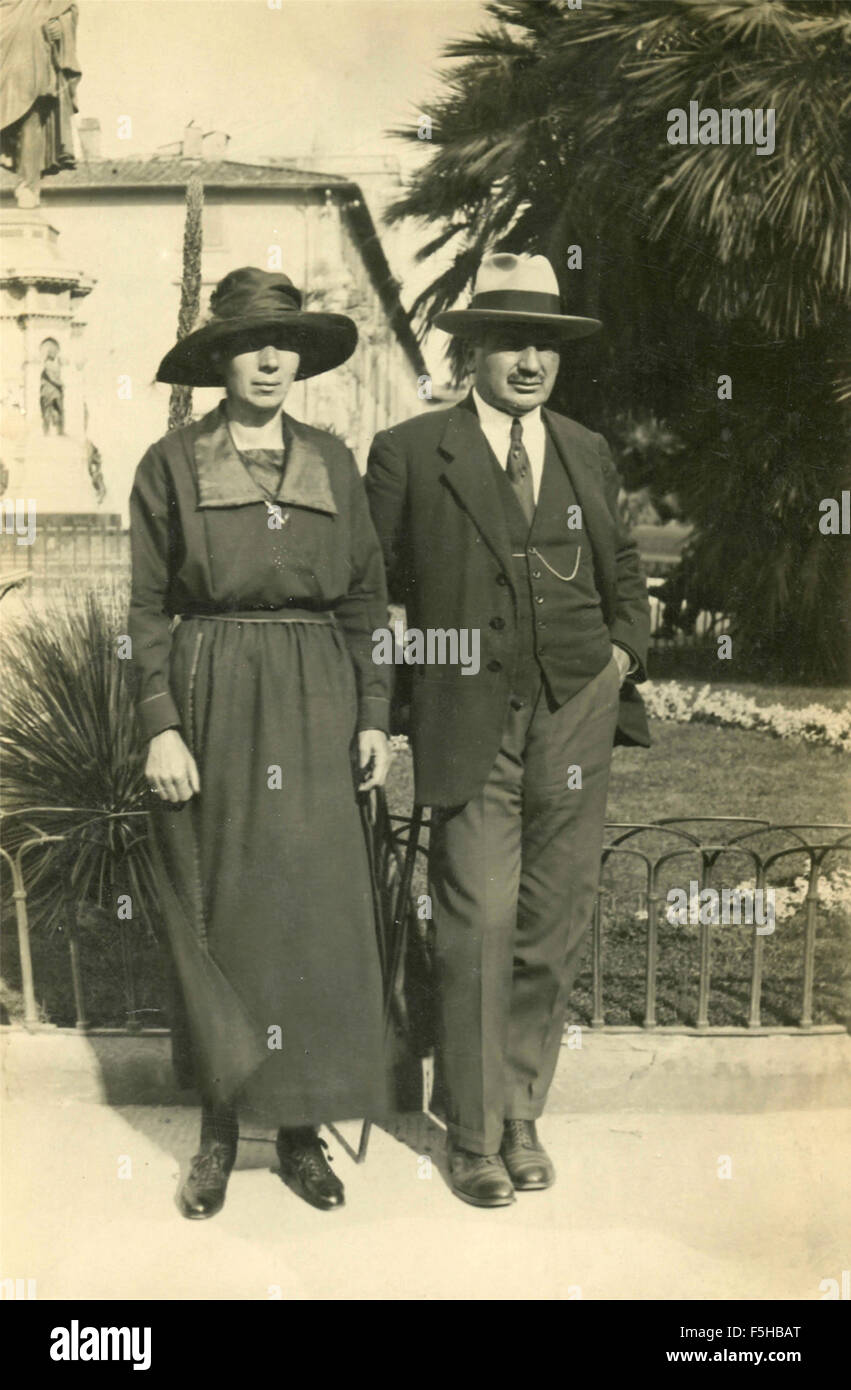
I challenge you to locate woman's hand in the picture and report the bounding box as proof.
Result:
[357,729,392,792]
[145,728,201,804]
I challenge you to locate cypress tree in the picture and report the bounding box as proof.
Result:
[168,173,204,432]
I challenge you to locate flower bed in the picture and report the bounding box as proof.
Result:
[769,866,851,923]
[639,867,851,926]
[391,684,851,754]
[641,682,851,752]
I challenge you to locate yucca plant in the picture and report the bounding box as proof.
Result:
[0,586,160,1023]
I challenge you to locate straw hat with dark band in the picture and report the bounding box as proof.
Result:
[156,266,358,387]
[433,253,601,340]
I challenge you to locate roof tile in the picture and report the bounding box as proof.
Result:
[1,158,352,191]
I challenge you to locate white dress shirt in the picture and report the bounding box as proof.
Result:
[472,388,546,504]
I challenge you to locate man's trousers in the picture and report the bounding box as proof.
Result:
[427,653,621,1154]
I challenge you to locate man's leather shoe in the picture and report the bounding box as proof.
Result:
[178,1140,236,1219]
[276,1127,345,1211]
[500,1119,555,1191]
[447,1146,515,1207]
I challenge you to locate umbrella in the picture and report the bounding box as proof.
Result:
[356,789,426,1162]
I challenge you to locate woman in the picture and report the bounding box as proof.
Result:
[128,266,391,1219]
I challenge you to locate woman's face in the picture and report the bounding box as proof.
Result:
[222,344,301,414]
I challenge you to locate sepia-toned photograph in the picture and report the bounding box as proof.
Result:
[1,0,849,1333]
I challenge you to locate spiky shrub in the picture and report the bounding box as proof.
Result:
[0,586,163,1023]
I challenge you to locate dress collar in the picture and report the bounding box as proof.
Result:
[193,402,338,514]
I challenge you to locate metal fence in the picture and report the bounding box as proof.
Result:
[0,517,128,600]
[646,573,729,652]
[7,804,844,1039]
[376,808,850,1037]
[591,819,849,1032]
[0,806,151,1033]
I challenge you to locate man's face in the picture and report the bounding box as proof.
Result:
[222,343,301,414]
[470,327,561,415]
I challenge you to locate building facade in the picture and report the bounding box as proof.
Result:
[1,127,425,542]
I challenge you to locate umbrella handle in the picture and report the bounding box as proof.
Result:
[358,790,387,980]
[383,803,424,1035]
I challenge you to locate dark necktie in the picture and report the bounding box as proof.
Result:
[507,416,535,525]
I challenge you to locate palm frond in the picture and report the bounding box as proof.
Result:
[382,0,851,680]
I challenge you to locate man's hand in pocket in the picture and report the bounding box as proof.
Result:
[612,646,632,686]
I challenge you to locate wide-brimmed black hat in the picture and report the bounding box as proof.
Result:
[433,253,601,340]
[156,266,358,386]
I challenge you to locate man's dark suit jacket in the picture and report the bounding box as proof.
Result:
[365,398,651,807]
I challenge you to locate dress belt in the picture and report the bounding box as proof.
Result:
[178,608,336,624]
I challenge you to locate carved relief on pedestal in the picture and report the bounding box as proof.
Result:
[0,207,106,511]
[39,336,64,434]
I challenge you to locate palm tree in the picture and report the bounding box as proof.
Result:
[389,0,851,679]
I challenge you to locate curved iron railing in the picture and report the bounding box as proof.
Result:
[371,808,851,1036]
[0,805,149,1030]
[594,819,850,1031]
[2,803,849,1036]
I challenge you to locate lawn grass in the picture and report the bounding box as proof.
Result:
[605,721,849,824]
[386,720,850,843]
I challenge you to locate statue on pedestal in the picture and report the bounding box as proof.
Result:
[0,4,109,525]
[0,0,82,207]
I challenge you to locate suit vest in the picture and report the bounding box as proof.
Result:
[488,427,612,704]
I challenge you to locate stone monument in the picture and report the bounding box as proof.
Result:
[0,2,118,594]
[0,207,96,513]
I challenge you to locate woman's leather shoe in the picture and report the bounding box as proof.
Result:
[447,1146,515,1207]
[276,1127,345,1210]
[500,1119,555,1190]
[178,1140,236,1219]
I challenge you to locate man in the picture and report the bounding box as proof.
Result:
[365,253,651,1208]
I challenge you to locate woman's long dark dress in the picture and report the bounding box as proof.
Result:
[128,403,390,1126]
